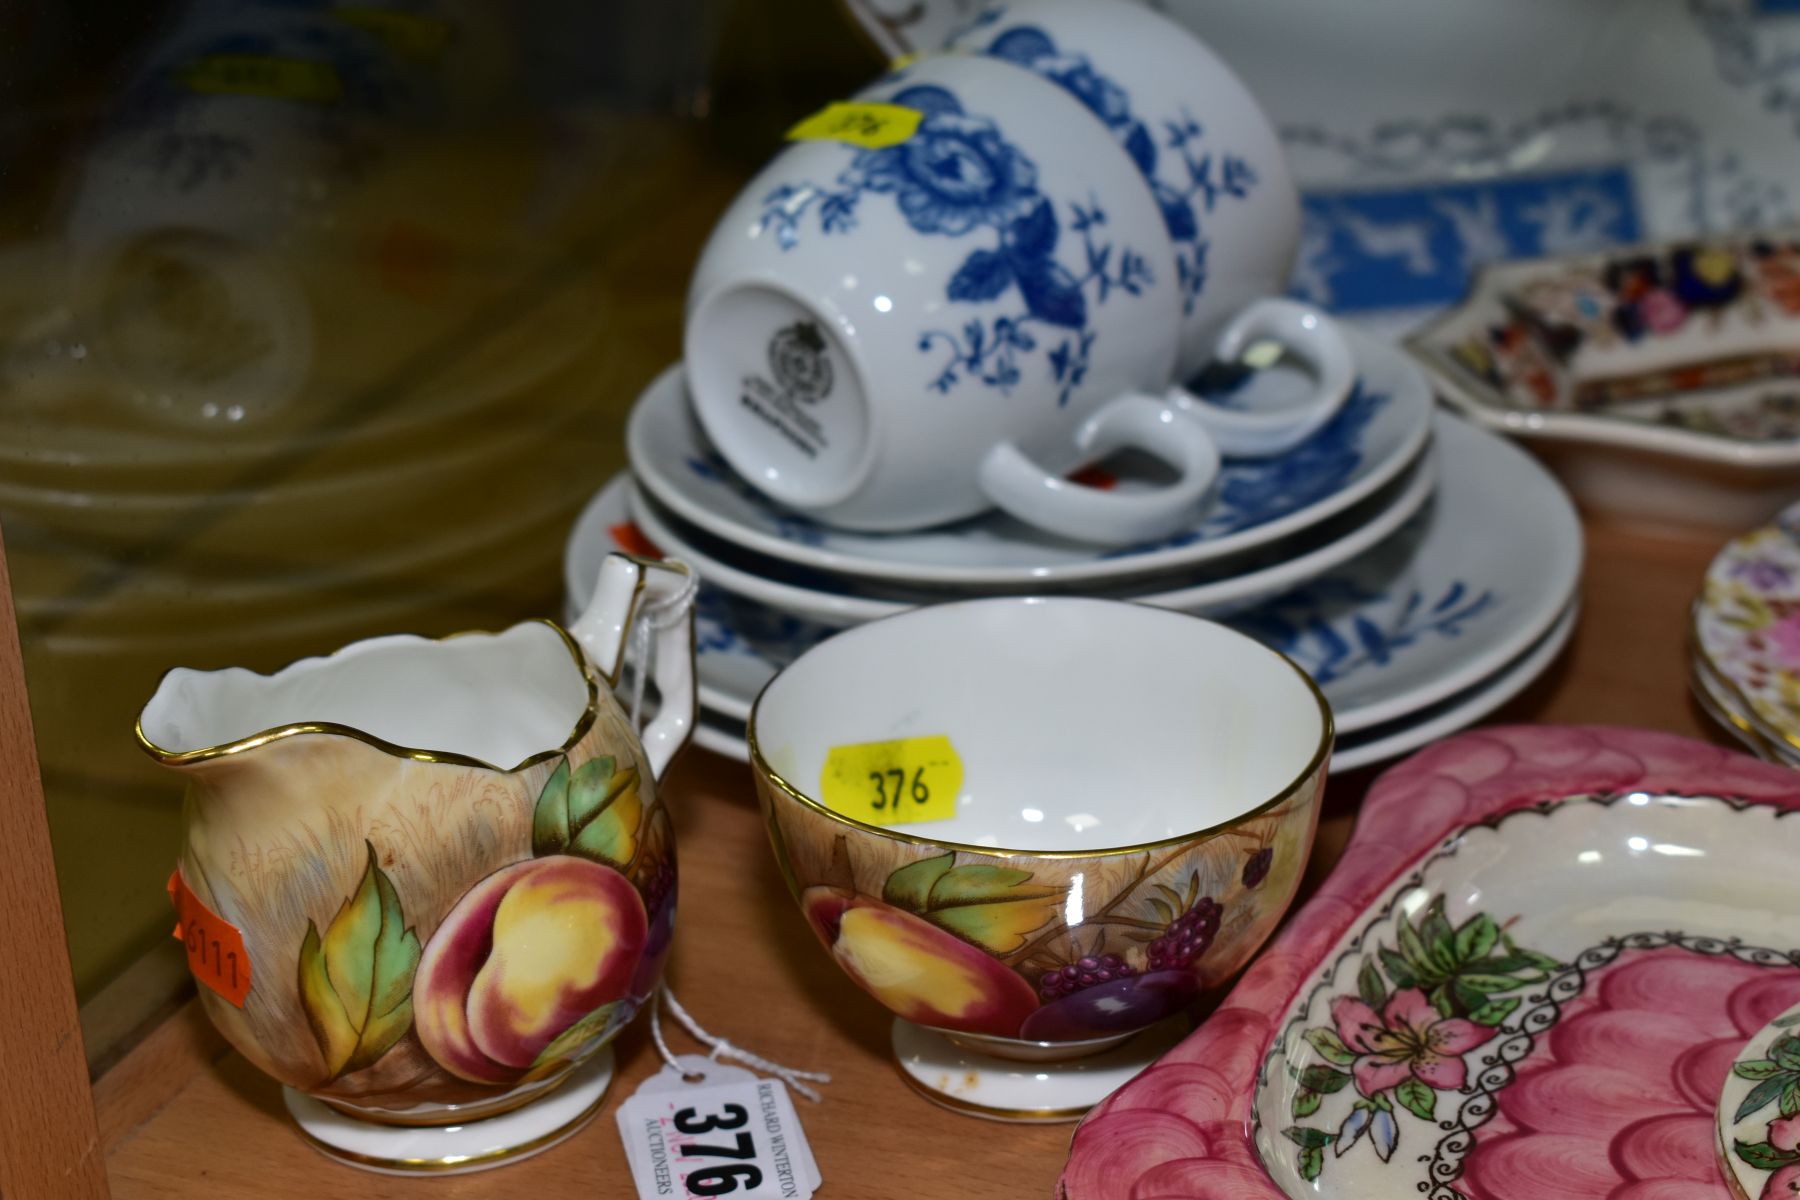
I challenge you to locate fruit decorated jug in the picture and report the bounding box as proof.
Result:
[135,553,693,1172]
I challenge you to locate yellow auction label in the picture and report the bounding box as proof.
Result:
[337,7,453,62]
[786,102,923,149]
[178,55,343,104]
[820,735,961,826]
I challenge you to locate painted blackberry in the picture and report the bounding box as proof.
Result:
[1038,953,1138,1002]
[1145,896,1221,971]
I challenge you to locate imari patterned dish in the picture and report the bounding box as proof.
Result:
[1058,725,1800,1199]
[626,322,1432,590]
[1408,231,1800,528]
[749,597,1331,1119]
[1694,504,1800,761]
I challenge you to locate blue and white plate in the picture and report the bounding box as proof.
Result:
[624,322,1432,589]
[574,412,1582,739]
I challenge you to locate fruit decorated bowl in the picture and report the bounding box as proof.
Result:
[748,597,1330,1117]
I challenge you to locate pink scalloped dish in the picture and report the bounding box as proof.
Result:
[1060,725,1800,1199]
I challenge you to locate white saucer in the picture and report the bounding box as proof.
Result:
[624,325,1431,589]
[624,438,1435,627]
[1226,412,1581,731]
[283,1046,614,1175]
[1332,601,1578,771]
[888,1017,1188,1123]
[689,601,1580,773]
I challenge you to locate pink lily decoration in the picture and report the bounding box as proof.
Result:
[1330,987,1498,1097]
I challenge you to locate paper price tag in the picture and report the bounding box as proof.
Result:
[167,868,252,1007]
[617,1056,819,1200]
[178,55,343,104]
[820,735,961,826]
[786,102,922,149]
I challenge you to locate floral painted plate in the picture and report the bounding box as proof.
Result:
[623,323,1432,589]
[1407,231,1800,462]
[1058,726,1800,1199]
[1718,1001,1800,1199]
[1693,505,1800,760]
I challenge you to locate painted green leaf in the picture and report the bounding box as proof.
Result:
[1304,1027,1358,1066]
[1395,1077,1436,1122]
[1292,1089,1323,1118]
[1468,995,1521,1027]
[1451,980,1486,1016]
[1358,959,1387,1009]
[1396,911,1430,971]
[1283,1126,1333,1150]
[1775,1013,1800,1028]
[1454,913,1499,961]
[533,755,643,866]
[1379,948,1418,989]
[1419,900,1457,970]
[1371,1089,1393,1113]
[297,842,420,1078]
[1774,1034,1800,1072]
[1299,1065,1352,1094]
[527,1001,621,1074]
[884,853,953,911]
[1458,973,1529,994]
[1736,1140,1800,1172]
[926,864,1059,908]
[1432,983,1459,1019]
[1737,1074,1789,1124]
[531,757,572,852]
[1298,1146,1324,1181]
[1735,1058,1784,1080]
[1783,1079,1800,1119]
[885,857,1064,954]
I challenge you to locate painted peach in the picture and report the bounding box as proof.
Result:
[415,855,648,1083]
[801,887,1038,1038]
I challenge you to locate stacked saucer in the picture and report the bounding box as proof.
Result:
[567,329,1585,771]
[1692,504,1800,765]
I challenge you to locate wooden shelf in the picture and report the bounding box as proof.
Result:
[96,512,1737,1198]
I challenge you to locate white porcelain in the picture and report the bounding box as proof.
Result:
[623,442,1434,627]
[1331,601,1578,772]
[284,1047,614,1175]
[751,596,1327,850]
[686,53,1220,543]
[941,0,1301,381]
[1229,412,1582,731]
[627,325,1432,589]
[890,1015,1186,1122]
[603,413,1575,748]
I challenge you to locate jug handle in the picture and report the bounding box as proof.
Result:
[570,554,697,780]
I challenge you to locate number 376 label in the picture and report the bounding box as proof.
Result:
[820,735,962,827]
[617,1069,819,1200]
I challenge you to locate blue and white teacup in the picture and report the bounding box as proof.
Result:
[946,0,1301,382]
[685,53,1230,546]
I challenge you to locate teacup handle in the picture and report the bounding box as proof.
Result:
[1168,298,1354,457]
[976,392,1222,546]
[570,554,697,780]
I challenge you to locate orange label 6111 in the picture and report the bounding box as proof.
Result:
[168,869,252,1007]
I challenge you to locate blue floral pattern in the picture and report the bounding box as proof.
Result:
[684,453,828,547]
[978,23,1260,316]
[1105,381,1385,557]
[757,84,1154,405]
[1231,578,1498,685]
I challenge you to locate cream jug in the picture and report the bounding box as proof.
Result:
[136,553,693,1167]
